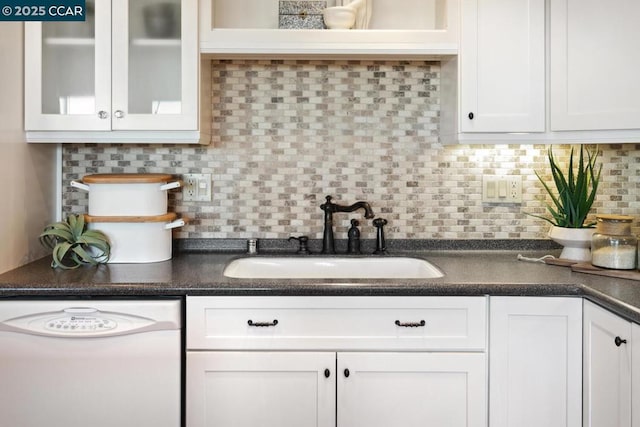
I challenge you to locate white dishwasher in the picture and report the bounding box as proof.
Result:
[0,299,181,427]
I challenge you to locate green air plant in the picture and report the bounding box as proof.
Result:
[530,145,602,228]
[39,214,110,269]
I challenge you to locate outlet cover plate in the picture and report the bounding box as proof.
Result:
[183,173,212,202]
[482,175,522,204]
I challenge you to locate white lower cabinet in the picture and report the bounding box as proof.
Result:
[186,295,640,427]
[489,297,582,427]
[187,350,486,427]
[338,352,486,427]
[186,296,488,427]
[633,323,640,427]
[583,300,632,427]
[187,351,336,427]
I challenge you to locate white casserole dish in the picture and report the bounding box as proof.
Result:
[71,174,181,216]
[85,213,185,263]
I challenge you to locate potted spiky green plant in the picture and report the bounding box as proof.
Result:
[530,145,602,261]
[39,214,110,269]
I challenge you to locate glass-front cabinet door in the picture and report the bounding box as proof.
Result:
[25,0,112,131]
[25,0,198,137]
[112,0,197,130]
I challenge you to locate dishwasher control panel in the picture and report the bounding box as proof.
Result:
[0,301,181,338]
[46,316,117,332]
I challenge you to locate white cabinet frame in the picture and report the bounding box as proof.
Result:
[112,0,198,131]
[199,0,459,56]
[24,0,200,143]
[24,0,112,131]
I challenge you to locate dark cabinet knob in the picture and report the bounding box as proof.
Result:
[344,368,350,378]
[615,336,627,347]
[324,369,330,378]
[468,112,474,120]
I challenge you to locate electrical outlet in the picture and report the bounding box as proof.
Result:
[482,175,522,204]
[183,173,212,202]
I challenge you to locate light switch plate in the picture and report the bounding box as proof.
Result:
[482,175,522,204]
[183,173,212,202]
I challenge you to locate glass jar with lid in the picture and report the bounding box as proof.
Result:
[591,215,637,269]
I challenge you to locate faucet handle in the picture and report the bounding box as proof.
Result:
[289,236,311,255]
[320,195,334,212]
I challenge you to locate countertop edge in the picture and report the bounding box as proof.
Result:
[2,248,640,324]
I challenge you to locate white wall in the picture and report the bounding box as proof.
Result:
[0,23,57,273]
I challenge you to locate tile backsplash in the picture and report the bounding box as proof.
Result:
[62,59,640,240]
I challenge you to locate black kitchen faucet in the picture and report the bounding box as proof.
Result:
[320,195,374,254]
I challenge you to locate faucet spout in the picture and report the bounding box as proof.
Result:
[320,195,375,254]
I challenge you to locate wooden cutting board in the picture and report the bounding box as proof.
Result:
[571,262,640,281]
[540,257,640,281]
[543,258,580,267]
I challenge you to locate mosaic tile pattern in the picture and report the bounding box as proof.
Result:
[62,60,640,240]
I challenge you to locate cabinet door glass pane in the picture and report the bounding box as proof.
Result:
[41,0,96,115]
[128,0,182,115]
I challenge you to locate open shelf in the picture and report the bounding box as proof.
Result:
[44,37,95,46]
[199,0,458,57]
[131,38,182,47]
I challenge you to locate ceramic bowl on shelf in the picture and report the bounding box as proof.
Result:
[323,6,357,29]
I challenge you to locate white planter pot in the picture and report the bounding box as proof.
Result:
[548,226,596,261]
[86,213,185,264]
[71,174,181,216]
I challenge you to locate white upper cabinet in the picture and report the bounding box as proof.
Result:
[25,0,200,143]
[446,0,640,143]
[24,0,112,132]
[199,0,459,56]
[460,0,545,133]
[550,0,640,131]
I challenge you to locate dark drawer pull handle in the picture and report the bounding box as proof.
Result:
[468,112,474,120]
[395,320,426,328]
[247,319,278,327]
[615,336,627,347]
[344,368,350,378]
[324,369,331,378]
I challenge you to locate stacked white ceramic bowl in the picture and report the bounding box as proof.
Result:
[71,173,185,263]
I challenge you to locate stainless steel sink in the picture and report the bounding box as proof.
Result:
[223,256,444,279]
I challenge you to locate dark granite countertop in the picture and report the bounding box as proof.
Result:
[1,243,640,324]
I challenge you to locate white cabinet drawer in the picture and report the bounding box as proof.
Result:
[187,296,487,351]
